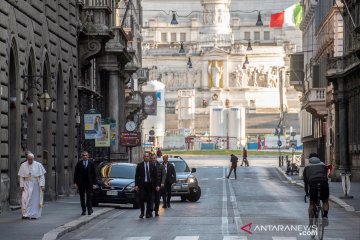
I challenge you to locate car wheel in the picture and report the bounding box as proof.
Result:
[187,186,201,202]
[92,201,99,207]
[180,196,187,202]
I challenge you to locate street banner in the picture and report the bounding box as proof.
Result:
[110,122,116,146]
[120,132,141,147]
[143,92,157,115]
[95,124,110,147]
[84,113,102,139]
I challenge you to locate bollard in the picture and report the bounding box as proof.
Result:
[340,172,354,199]
[282,156,284,167]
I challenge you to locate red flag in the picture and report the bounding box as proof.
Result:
[270,11,284,28]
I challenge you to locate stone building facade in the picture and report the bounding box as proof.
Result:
[0,0,146,212]
[141,0,302,148]
[0,0,78,210]
[326,0,360,180]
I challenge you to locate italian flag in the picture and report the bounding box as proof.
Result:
[270,3,302,28]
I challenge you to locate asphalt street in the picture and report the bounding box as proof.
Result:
[59,156,360,240]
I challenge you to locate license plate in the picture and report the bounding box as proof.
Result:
[173,185,181,190]
[106,190,118,196]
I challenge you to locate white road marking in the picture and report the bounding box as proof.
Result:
[80,239,104,240]
[213,167,220,168]
[216,177,224,180]
[123,238,152,240]
[222,167,229,235]
[173,236,199,240]
[228,175,243,234]
[223,236,248,240]
[199,178,209,181]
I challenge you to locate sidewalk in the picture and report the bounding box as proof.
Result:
[0,195,113,240]
[277,166,360,212]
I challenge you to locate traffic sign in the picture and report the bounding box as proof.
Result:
[149,130,155,136]
[290,140,297,148]
[277,140,282,147]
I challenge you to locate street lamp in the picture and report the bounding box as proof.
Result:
[21,71,54,112]
[179,42,185,54]
[187,57,193,69]
[38,90,53,112]
[171,11,178,25]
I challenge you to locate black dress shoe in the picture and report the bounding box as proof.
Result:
[146,214,150,218]
[155,212,159,217]
[139,213,144,218]
[81,211,86,216]
[162,204,167,208]
[167,203,171,208]
[22,216,29,219]
[88,209,93,215]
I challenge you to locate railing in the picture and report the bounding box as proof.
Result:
[327,53,360,75]
[307,88,326,102]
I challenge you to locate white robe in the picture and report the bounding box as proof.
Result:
[18,161,46,219]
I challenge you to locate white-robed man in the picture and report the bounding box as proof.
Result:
[18,152,46,219]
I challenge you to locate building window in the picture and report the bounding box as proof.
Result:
[171,33,177,42]
[264,31,270,40]
[180,32,186,42]
[244,32,251,40]
[254,31,260,41]
[161,33,167,42]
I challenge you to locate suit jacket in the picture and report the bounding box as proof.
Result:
[154,161,166,186]
[163,162,176,184]
[135,161,159,189]
[74,159,97,188]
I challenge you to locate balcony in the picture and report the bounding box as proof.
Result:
[301,88,327,117]
[327,53,360,79]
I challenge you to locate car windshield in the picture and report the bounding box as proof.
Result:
[169,160,190,172]
[101,165,135,179]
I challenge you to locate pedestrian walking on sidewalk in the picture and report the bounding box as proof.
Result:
[74,151,97,216]
[240,148,249,167]
[18,152,46,219]
[135,152,160,219]
[162,155,176,208]
[151,153,166,216]
[226,154,238,179]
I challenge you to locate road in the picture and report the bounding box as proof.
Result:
[60,156,360,240]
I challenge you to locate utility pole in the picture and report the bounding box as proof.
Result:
[277,67,285,167]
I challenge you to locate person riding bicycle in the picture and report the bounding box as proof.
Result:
[303,152,329,226]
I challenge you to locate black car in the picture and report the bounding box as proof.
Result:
[92,162,138,209]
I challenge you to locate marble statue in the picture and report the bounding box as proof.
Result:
[208,61,223,88]
[230,67,242,87]
[267,66,279,88]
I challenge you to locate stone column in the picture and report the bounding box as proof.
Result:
[109,71,120,152]
[337,78,349,171]
[223,60,229,89]
[201,61,209,90]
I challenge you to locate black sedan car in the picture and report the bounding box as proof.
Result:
[92,162,138,209]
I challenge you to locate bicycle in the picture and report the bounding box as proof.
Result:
[305,183,325,240]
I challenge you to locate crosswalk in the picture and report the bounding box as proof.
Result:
[81,236,345,240]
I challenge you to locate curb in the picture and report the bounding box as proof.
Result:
[42,208,113,240]
[275,167,356,212]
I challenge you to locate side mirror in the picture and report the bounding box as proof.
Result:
[191,168,196,173]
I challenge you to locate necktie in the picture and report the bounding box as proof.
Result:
[146,163,151,182]
[83,161,87,168]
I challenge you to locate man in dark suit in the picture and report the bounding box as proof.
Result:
[135,152,160,218]
[150,153,165,216]
[74,151,97,215]
[162,155,176,208]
